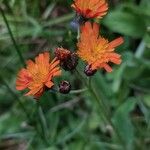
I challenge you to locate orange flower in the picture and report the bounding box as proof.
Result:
[71,0,108,19]
[77,22,124,72]
[16,52,61,98]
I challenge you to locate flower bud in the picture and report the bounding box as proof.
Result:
[84,65,97,76]
[62,53,78,71]
[59,81,71,94]
[55,47,78,71]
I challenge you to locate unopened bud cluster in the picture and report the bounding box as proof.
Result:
[55,48,78,71]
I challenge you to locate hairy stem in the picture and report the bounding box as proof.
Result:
[0,7,25,66]
[75,69,126,148]
[36,102,49,146]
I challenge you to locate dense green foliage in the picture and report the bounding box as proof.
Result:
[0,0,150,149]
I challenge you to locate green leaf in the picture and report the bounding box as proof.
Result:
[143,94,150,108]
[0,112,24,136]
[111,63,126,93]
[113,98,136,149]
[103,11,146,38]
[45,147,58,150]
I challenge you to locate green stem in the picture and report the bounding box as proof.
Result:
[70,88,87,94]
[0,75,49,146]
[88,83,125,144]
[88,85,110,121]
[88,78,110,118]
[0,7,25,66]
[77,25,80,40]
[36,102,49,146]
[75,69,126,148]
[0,76,30,119]
[135,40,146,58]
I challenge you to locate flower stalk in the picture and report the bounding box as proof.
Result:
[75,69,126,148]
[0,6,25,66]
[36,102,49,146]
[0,75,47,145]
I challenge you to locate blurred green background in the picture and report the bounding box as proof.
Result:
[0,0,150,149]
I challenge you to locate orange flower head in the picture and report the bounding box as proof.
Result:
[16,52,61,98]
[77,22,124,72]
[71,0,108,19]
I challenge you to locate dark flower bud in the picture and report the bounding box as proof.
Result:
[59,81,71,94]
[55,47,78,71]
[62,53,78,71]
[55,47,70,61]
[84,65,97,76]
